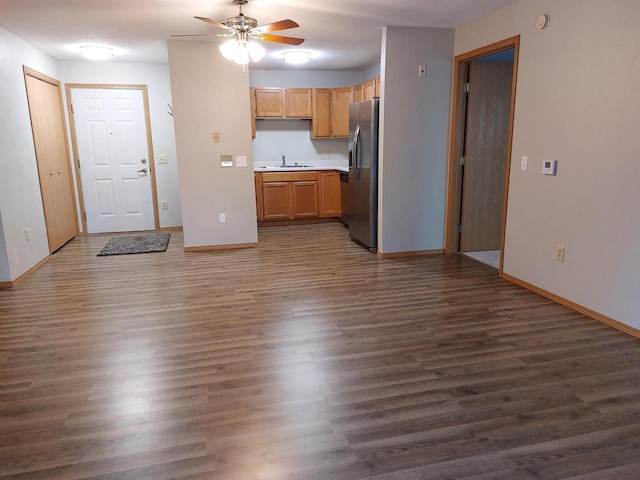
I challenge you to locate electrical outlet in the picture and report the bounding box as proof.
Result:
[418,64,426,77]
[158,155,168,164]
[24,228,30,241]
[556,245,565,262]
[219,213,226,223]
[161,200,168,210]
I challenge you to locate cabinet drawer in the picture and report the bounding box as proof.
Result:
[261,171,318,182]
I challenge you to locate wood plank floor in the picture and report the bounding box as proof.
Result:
[1,223,640,479]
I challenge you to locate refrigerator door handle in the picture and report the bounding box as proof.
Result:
[353,124,361,183]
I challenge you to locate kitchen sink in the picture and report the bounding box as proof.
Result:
[280,164,313,168]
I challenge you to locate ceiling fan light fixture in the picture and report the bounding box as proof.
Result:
[219,38,265,65]
[78,45,114,61]
[282,50,311,64]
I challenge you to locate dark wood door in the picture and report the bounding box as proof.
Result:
[24,68,78,252]
[460,61,512,251]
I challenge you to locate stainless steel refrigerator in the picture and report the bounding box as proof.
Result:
[348,98,379,252]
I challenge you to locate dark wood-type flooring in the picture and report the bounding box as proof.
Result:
[1,223,640,479]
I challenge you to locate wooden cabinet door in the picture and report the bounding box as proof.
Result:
[285,88,312,118]
[363,79,376,101]
[331,87,353,138]
[255,88,284,117]
[375,76,381,97]
[354,84,364,103]
[262,182,292,219]
[311,88,331,138]
[250,87,256,138]
[340,174,349,223]
[291,181,318,218]
[319,171,340,218]
[255,173,263,220]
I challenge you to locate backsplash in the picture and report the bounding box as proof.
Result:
[252,119,349,169]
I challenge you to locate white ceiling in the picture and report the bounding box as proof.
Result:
[0,0,519,70]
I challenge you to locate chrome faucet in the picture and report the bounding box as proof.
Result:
[281,155,286,167]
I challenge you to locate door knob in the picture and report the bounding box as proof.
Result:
[137,168,148,174]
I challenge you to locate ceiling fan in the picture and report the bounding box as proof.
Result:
[172,0,305,64]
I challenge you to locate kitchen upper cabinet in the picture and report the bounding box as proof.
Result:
[285,88,312,118]
[254,87,312,119]
[255,88,284,118]
[375,76,380,97]
[354,84,363,103]
[318,171,340,218]
[363,78,376,100]
[312,87,352,138]
[311,88,332,138]
[331,87,353,138]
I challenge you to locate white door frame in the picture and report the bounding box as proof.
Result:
[66,84,159,234]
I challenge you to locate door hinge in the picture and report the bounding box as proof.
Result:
[458,225,463,234]
[463,82,470,93]
[83,211,87,222]
[459,156,466,166]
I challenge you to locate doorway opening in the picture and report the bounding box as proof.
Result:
[445,36,520,273]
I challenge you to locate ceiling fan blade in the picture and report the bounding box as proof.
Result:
[253,19,299,34]
[170,33,228,38]
[194,16,229,31]
[257,34,305,46]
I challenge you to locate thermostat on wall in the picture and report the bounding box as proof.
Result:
[542,160,557,175]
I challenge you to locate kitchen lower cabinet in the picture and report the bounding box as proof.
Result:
[292,181,319,218]
[319,171,340,218]
[262,181,291,220]
[257,170,341,222]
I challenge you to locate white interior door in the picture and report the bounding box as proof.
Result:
[71,88,155,233]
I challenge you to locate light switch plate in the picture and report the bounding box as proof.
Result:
[521,155,528,171]
[236,155,248,167]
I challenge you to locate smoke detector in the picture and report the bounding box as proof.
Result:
[536,13,550,30]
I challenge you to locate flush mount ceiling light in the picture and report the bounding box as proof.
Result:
[79,45,114,61]
[281,50,311,64]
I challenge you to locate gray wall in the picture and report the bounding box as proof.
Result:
[378,26,454,253]
[456,0,640,327]
[168,40,257,248]
[0,27,58,281]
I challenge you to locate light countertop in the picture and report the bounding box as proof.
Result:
[254,165,348,173]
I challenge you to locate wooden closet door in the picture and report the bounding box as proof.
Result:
[459,61,512,252]
[24,68,78,252]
